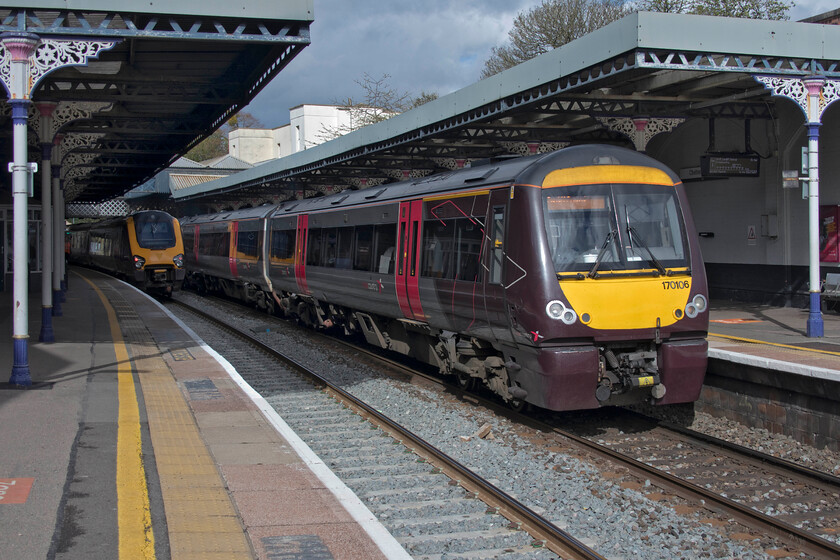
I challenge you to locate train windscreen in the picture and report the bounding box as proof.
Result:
[134,212,177,250]
[543,184,689,276]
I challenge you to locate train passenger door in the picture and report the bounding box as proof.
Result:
[294,214,310,294]
[395,200,426,321]
[483,189,512,342]
[229,221,239,278]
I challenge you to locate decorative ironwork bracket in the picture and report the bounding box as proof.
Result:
[597,116,685,151]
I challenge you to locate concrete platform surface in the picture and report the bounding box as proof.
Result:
[0,268,409,560]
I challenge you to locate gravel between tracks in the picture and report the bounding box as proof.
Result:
[175,292,840,559]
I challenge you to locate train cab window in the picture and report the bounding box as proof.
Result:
[489,208,505,284]
[353,225,373,271]
[543,184,689,275]
[134,212,176,250]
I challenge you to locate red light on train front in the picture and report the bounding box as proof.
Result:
[173,253,184,268]
[133,255,145,269]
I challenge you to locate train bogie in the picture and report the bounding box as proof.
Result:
[182,145,710,413]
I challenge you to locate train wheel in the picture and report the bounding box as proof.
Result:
[455,370,476,391]
[508,396,528,413]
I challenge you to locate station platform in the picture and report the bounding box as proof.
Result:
[707,300,840,380]
[2,272,839,559]
[0,268,409,560]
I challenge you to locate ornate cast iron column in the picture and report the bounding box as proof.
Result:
[36,101,56,342]
[0,32,116,385]
[756,75,840,337]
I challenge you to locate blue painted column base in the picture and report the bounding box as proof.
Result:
[59,282,66,302]
[52,290,63,317]
[9,338,32,386]
[806,292,824,338]
[39,306,55,343]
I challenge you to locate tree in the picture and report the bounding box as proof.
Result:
[482,0,793,79]
[687,0,793,19]
[185,111,265,162]
[481,0,629,78]
[318,74,438,142]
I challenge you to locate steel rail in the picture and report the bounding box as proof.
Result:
[169,298,608,560]
[309,327,840,559]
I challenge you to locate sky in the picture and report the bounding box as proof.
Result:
[245,0,839,129]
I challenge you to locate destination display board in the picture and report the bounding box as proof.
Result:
[700,154,760,177]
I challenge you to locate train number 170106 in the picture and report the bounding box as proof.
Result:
[662,280,690,290]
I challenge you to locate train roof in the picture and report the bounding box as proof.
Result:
[178,145,680,223]
[180,205,276,225]
[266,145,679,217]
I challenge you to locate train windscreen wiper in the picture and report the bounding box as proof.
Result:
[626,225,668,276]
[587,229,617,278]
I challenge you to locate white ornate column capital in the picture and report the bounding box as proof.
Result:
[755,75,840,123]
[1,36,118,99]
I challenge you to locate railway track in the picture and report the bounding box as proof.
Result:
[168,297,604,560]
[171,292,840,559]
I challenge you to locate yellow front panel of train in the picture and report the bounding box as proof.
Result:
[560,274,692,330]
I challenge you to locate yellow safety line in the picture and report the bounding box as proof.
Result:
[708,332,840,357]
[81,275,156,560]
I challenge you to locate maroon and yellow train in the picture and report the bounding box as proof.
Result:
[181,145,708,412]
[67,210,186,295]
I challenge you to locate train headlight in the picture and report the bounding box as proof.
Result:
[546,300,578,325]
[173,253,184,268]
[133,255,145,270]
[685,294,708,319]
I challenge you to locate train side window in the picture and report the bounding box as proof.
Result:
[219,232,231,257]
[306,228,323,266]
[421,219,453,279]
[397,222,407,276]
[335,226,353,269]
[374,224,396,274]
[236,228,260,258]
[455,219,482,281]
[270,228,295,261]
[353,225,373,271]
[410,222,419,277]
[489,206,505,285]
[322,228,338,267]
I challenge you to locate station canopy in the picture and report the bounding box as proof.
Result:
[0,1,313,203]
[172,12,840,210]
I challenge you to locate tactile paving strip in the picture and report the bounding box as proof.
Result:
[100,282,252,559]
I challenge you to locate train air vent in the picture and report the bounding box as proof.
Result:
[331,195,349,205]
[463,167,498,183]
[364,188,387,199]
[284,203,299,212]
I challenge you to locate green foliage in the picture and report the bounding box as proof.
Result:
[481,0,629,78]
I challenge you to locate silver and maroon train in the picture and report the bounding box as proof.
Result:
[180,145,709,412]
